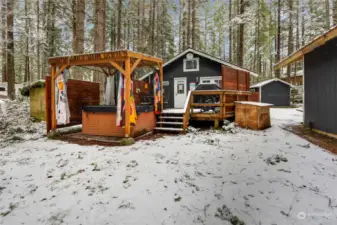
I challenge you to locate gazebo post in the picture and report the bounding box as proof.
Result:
[50,65,57,131]
[159,62,164,112]
[124,57,131,137]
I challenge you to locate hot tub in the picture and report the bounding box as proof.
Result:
[82,105,156,137]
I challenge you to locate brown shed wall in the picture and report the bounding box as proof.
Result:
[222,65,250,91]
[45,76,100,133]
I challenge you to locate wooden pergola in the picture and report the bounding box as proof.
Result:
[48,50,164,137]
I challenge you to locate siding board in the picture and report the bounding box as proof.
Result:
[304,37,337,134]
[261,81,290,106]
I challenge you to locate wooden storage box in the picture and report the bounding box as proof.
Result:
[235,101,273,130]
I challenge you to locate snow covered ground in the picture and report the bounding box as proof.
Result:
[0,99,45,148]
[1,105,337,225]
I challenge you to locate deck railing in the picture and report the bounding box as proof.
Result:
[189,90,251,127]
[182,90,252,130]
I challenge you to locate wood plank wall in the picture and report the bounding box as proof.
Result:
[221,65,250,91]
[133,80,152,105]
[45,76,100,133]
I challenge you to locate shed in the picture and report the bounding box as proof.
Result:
[274,26,337,136]
[30,83,46,120]
[250,78,293,106]
[140,48,258,109]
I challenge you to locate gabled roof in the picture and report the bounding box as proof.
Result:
[274,26,337,69]
[139,48,258,80]
[250,78,294,88]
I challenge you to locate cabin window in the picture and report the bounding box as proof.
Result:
[183,58,199,72]
[200,76,222,88]
[177,83,185,94]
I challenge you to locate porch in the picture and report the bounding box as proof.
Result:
[155,89,252,132]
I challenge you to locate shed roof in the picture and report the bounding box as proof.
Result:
[274,26,337,69]
[250,78,294,88]
[139,48,258,80]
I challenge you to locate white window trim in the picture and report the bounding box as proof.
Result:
[183,57,199,72]
[200,76,222,83]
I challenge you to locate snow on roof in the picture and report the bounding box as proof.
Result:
[250,78,294,88]
[139,48,258,80]
[235,101,273,107]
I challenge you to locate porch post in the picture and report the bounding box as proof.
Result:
[51,65,57,131]
[124,57,131,137]
[159,62,164,112]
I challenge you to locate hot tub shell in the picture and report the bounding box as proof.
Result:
[82,105,156,137]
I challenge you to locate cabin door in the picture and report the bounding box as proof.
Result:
[174,77,187,108]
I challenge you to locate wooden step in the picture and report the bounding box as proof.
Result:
[157,121,183,125]
[155,127,184,132]
[159,116,184,120]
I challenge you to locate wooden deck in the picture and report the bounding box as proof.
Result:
[181,90,252,130]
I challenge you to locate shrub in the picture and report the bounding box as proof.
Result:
[120,137,135,146]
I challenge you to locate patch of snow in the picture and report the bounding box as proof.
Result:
[0,99,45,147]
[222,122,238,133]
[0,107,336,225]
[270,108,303,126]
[186,126,199,133]
[235,101,273,107]
[163,108,201,114]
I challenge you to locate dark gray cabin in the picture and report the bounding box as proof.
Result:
[250,79,293,106]
[304,37,337,134]
[274,26,337,135]
[140,48,256,109]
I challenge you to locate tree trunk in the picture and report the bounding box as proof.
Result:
[141,0,145,52]
[24,0,30,83]
[204,6,207,52]
[187,0,191,47]
[275,0,281,78]
[334,0,337,25]
[127,12,130,49]
[137,0,141,51]
[301,0,305,46]
[72,0,76,54]
[76,0,85,55]
[287,0,293,78]
[237,0,245,67]
[93,0,106,101]
[36,0,40,79]
[1,0,7,82]
[109,2,114,50]
[150,0,156,55]
[179,0,182,52]
[6,0,15,100]
[254,0,260,72]
[182,0,186,50]
[117,0,122,49]
[295,0,300,76]
[325,0,330,30]
[229,0,232,62]
[269,9,273,77]
[48,0,56,58]
[191,0,196,49]
[72,0,85,80]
